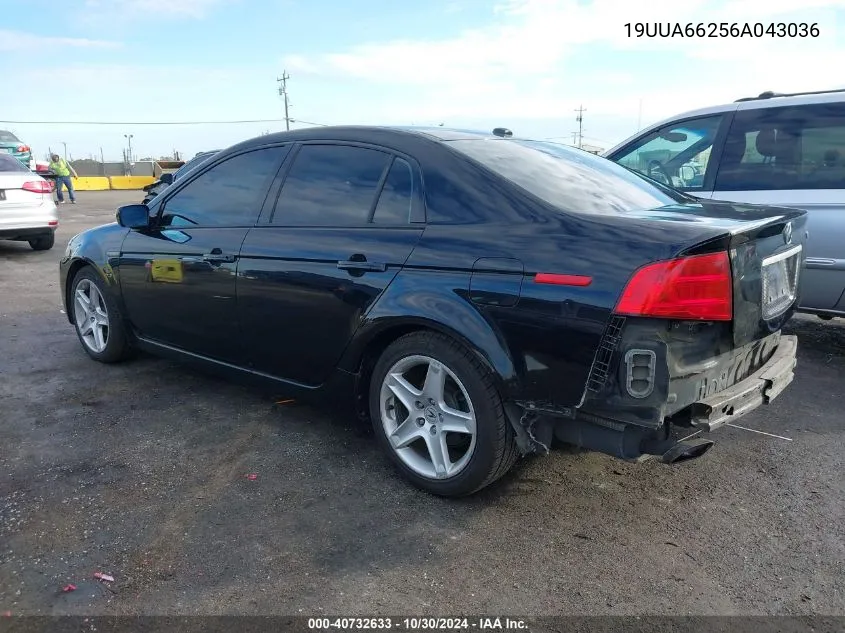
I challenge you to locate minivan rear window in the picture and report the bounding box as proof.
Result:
[446,138,691,215]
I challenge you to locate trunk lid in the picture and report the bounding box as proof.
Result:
[619,200,808,347]
[0,173,48,209]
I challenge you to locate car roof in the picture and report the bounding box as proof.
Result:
[385,126,514,141]
[228,125,527,152]
[604,88,845,156]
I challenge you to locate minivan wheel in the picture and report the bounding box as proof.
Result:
[70,267,133,363]
[369,331,518,497]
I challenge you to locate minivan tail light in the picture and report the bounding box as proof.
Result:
[22,181,54,194]
[615,251,733,321]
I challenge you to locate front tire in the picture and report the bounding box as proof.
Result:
[29,232,55,251]
[70,267,133,363]
[369,331,519,497]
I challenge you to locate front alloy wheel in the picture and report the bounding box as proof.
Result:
[370,332,519,497]
[73,278,110,354]
[70,267,133,363]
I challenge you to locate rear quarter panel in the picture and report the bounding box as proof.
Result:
[346,214,745,409]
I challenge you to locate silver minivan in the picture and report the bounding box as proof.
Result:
[604,89,845,319]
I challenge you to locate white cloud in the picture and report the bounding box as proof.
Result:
[0,29,120,51]
[282,0,845,135]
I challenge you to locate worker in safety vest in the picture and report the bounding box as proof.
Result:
[48,154,78,204]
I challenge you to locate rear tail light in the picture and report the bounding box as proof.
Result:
[615,251,733,321]
[17,145,31,153]
[22,181,54,194]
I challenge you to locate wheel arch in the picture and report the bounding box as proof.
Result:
[63,257,117,325]
[339,315,520,419]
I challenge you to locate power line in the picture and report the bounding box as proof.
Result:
[0,118,294,126]
[289,119,329,127]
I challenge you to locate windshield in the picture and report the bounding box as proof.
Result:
[620,162,697,201]
[0,130,21,143]
[0,154,28,172]
[446,138,692,215]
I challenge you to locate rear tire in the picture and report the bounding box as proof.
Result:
[369,331,519,497]
[29,232,55,251]
[70,266,133,363]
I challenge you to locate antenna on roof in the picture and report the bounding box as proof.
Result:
[492,127,513,138]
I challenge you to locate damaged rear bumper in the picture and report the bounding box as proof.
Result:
[507,333,798,463]
[687,335,797,431]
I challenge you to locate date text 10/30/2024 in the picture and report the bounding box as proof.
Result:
[625,22,820,38]
[307,618,528,631]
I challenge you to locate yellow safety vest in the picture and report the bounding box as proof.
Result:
[50,159,71,177]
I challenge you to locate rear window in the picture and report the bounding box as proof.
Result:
[446,138,691,215]
[0,130,20,143]
[0,154,28,172]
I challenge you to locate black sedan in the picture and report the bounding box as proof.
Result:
[60,126,806,496]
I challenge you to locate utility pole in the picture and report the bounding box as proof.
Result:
[277,71,291,131]
[571,132,578,146]
[124,134,134,175]
[574,105,586,149]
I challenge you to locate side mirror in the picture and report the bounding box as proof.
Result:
[660,131,688,143]
[116,204,151,229]
[160,172,174,185]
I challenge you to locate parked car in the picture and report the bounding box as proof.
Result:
[604,87,845,320]
[0,153,57,250]
[60,126,806,496]
[142,150,219,204]
[0,129,35,170]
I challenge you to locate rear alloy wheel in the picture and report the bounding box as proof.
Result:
[28,233,55,251]
[370,332,518,497]
[70,267,133,363]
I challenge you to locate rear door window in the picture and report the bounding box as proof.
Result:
[272,144,392,226]
[609,115,724,190]
[371,157,414,224]
[714,103,845,191]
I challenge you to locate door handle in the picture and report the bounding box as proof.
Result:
[337,257,386,273]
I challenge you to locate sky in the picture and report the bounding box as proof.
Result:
[2,0,845,162]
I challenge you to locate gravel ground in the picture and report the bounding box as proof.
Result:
[1,191,843,616]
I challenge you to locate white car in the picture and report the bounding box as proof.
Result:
[0,153,58,251]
